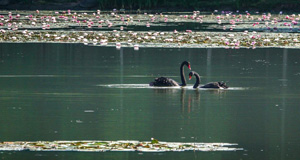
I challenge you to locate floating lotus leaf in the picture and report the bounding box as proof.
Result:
[0,10,300,48]
[0,139,243,152]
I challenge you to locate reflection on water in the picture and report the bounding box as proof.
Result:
[180,89,200,116]
[0,43,300,160]
[280,48,287,160]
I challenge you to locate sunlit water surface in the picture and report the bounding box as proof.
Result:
[0,43,300,160]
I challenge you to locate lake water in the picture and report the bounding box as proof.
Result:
[0,43,300,160]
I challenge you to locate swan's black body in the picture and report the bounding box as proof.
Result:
[149,61,191,87]
[149,77,179,86]
[189,71,229,89]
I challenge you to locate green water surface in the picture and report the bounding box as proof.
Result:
[0,43,300,160]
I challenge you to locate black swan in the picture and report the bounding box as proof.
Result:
[189,71,229,89]
[149,61,191,86]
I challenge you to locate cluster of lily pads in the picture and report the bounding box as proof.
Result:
[0,138,242,152]
[1,29,299,49]
[0,10,299,48]
[0,10,299,31]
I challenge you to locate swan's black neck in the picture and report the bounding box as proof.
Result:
[180,62,188,86]
[192,72,201,88]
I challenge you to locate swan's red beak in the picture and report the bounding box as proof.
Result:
[189,75,192,80]
[188,64,191,70]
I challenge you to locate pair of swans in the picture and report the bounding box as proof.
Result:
[149,61,228,89]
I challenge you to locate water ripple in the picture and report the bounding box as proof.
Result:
[98,84,248,90]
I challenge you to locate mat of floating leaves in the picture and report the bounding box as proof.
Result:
[0,30,300,48]
[0,139,243,152]
[1,10,300,49]
[0,10,299,33]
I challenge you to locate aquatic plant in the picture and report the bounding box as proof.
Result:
[0,139,243,152]
[0,10,299,49]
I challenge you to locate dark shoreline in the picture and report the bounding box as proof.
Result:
[0,1,300,13]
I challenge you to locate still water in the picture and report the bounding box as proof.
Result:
[0,43,300,160]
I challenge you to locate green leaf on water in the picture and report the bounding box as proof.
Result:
[151,138,159,144]
[94,142,109,145]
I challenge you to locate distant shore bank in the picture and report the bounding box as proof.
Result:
[0,0,300,13]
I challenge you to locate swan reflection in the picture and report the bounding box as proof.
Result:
[180,89,201,116]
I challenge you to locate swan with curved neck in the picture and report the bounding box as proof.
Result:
[189,71,229,89]
[149,61,191,86]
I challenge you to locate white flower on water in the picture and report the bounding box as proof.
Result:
[164,38,173,42]
[228,34,235,37]
[134,44,139,51]
[116,43,121,49]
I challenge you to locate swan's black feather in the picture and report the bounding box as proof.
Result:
[149,61,190,87]
[200,82,228,89]
[149,77,179,86]
[189,71,229,89]
[200,82,221,88]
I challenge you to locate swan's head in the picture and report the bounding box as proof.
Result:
[182,61,191,70]
[188,71,195,80]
